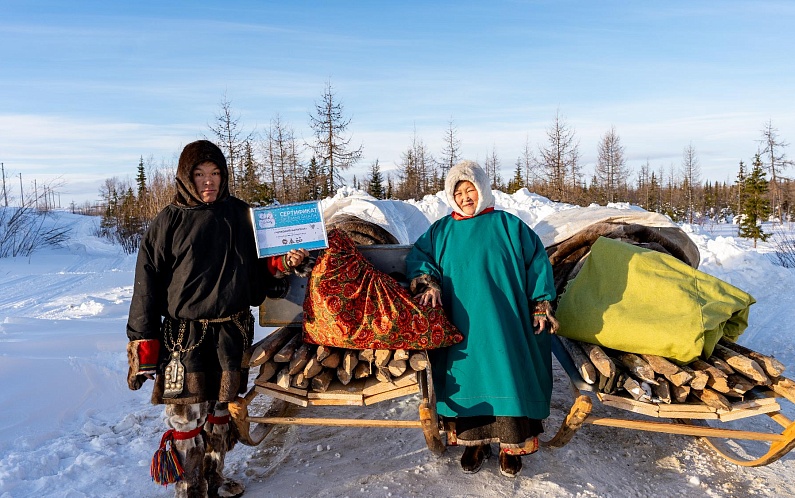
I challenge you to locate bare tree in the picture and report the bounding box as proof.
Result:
[263,114,302,202]
[207,93,253,195]
[439,118,461,172]
[681,143,701,223]
[396,130,436,200]
[595,126,629,203]
[758,120,793,221]
[539,110,580,202]
[519,135,543,189]
[308,81,363,193]
[484,146,502,190]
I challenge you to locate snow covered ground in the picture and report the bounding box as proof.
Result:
[1,189,794,498]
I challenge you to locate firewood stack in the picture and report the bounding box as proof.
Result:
[558,335,795,421]
[244,327,429,407]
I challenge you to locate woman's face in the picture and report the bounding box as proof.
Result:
[192,162,222,203]
[453,180,479,216]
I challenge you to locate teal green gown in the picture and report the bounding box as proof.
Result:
[406,210,556,422]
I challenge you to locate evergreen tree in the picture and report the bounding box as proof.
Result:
[738,154,771,247]
[506,159,525,193]
[367,160,385,199]
[135,156,147,199]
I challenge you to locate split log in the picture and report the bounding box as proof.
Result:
[719,339,786,378]
[276,366,291,390]
[690,359,730,393]
[287,343,313,375]
[617,353,658,385]
[622,377,651,402]
[558,336,597,384]
[336,350,359,385]
[711,343,770,385]
[291,372,309,390]
[247,327,299,367]
[353,361,371,379]
[374,349,393,368]
[640,354,680,376]
[670,384,691,403]
[770,376,795,404]
[726,373,755,396]
[679,363,708,390]
[375,365,393,384]
[254,361,278,386]
[273,333,302,363]
[320,349,342,369]
[358,349,375,365]
[388,359,408,377]
[582,343,617,378]
[409,352,428,371]
[393,349,410,361]
[303,357,324,379]
[663,368,694,388]
[315,345,333,362]
[707,356,735,376]
[652,377,672,404]
[311,369,335,393]
[691,387,732,411]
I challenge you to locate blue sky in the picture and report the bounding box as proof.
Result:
[1,1,794,205]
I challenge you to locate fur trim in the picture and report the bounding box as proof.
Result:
[409,274,441,296]
[127,340,157,391]
[444,160,495,217]
[173,140,230,207]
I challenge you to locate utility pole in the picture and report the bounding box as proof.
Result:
[18,173,23,206]
[1,162,7,207]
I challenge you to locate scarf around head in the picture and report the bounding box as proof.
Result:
[172,140,230,207]
[444,160,496,218]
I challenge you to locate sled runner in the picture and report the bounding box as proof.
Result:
[229,244,446,455]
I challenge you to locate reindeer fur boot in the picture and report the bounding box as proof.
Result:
[203,402,245,498]
[166,403,209,498]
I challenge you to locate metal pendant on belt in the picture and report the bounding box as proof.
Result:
[163,351,185,398]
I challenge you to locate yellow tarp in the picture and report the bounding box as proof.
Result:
[556,237,755,364]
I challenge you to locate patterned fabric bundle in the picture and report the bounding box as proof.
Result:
[303,229,463,350]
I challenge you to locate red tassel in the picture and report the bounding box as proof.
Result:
[151,429,185,486]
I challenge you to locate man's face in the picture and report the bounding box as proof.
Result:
[192,162,222,203]
[453,180,479,216]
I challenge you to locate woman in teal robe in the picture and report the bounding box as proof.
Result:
[406,160,558,478]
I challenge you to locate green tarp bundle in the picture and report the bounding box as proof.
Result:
[555,237,755,364]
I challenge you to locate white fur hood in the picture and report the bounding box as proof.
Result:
[444,160,495,217]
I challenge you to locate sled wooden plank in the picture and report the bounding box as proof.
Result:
[364,384,419,405]
[254,385,308,407]
[659,410,719,420]
[658,402,716,414]
[586,417,786,442]
[259,381,308,398]
[245,416,423,428]
[598,393,659,417]
[307,397,365,406]
[361,370,418,396]
[718,402,781,422]
[307,379,366,400]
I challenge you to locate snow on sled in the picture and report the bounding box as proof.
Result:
[538,207,795,467]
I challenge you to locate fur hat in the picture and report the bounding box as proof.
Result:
[172,140,230,207]
[444,160,495,217]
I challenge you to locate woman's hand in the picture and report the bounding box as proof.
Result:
[417,287,442,308]
[533,301,560,335]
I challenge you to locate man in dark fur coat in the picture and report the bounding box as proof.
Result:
[126,140,307,497]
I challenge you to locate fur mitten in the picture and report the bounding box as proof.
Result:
[126,339,160,390]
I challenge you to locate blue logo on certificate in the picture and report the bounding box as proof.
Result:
[251,201,328,257]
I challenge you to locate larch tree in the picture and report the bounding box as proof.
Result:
[681,143,701,223]
[484,146,502,190]
[595,126,629,203]
[308,81,363,194]
[758,120,793,221]
[439,118,461,172]
[208,94,252,195]
[539,110,580,202]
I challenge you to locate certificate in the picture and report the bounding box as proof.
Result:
[251,201,328,258]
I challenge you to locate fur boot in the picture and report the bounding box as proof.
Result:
[166,402,209,498]
[203,402,244,498]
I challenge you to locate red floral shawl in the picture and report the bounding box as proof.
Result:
[303,229,463,350]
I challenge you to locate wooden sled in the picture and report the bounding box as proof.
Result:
[230,245,446,455]
[546,335,795,467]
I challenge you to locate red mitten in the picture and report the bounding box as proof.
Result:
[127,339,160,390]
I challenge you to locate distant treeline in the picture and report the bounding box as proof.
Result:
[98,85,793,253]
